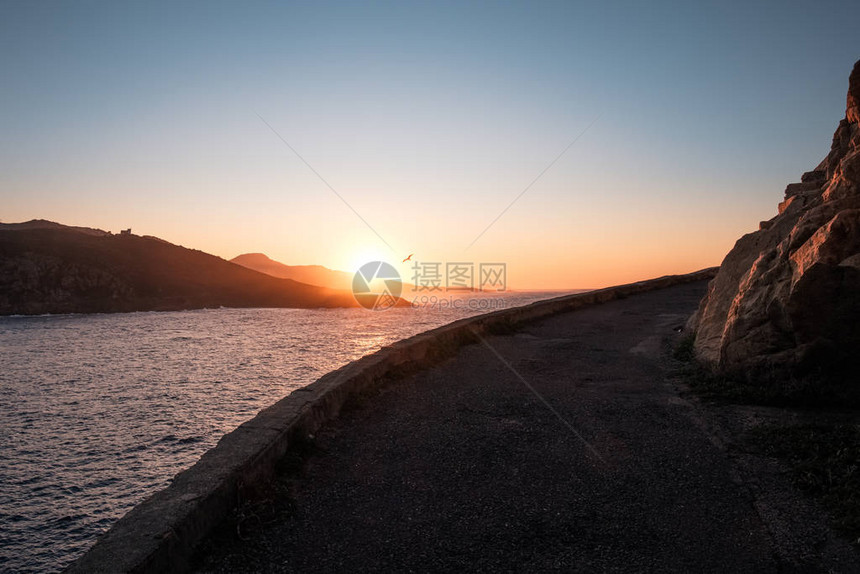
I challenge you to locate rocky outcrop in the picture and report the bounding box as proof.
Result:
[692,59,860,379]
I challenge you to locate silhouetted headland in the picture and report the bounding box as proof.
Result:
[0,220,364,315]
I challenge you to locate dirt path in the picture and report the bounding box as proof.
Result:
[193,281,858,573]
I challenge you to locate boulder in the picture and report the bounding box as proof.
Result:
[692,60,860,379]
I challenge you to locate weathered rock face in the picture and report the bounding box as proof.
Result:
[692,59,860,378]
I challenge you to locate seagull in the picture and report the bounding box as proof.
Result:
[402,253,414,263]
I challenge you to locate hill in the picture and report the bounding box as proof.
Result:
[232,252,419,293]
[0,218,110,236]
[0,222,362,314]
[231,253,354,291]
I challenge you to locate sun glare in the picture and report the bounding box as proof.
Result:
[345,247,391,274]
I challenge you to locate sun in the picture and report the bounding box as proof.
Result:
[345,246,392,274]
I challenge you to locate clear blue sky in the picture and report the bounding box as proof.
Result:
[2,1,858,287]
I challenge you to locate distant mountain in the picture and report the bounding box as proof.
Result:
[231,253,354,291]
[0,221,365,315]
[232,252,418,293]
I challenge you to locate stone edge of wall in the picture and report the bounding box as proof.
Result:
[65,267,717,574]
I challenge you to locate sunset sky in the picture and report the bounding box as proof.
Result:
[2,1,859,288]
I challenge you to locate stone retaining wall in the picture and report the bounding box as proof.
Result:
[66,268,717,573]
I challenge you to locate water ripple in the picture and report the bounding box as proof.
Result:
[0,292,556,572]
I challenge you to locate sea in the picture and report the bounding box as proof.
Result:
[0,291,568,573]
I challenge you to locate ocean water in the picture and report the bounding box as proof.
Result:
[0,291,565,573]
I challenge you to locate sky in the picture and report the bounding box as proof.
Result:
[2,1,859,289]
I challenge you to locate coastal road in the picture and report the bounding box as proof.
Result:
[193,281,853,573]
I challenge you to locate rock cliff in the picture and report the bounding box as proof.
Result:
[692,59,860,379]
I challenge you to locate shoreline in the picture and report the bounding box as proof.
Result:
[66,268,718,574]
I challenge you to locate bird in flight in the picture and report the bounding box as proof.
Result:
[402,253,414,262]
